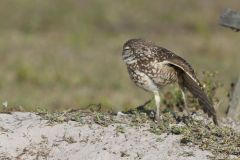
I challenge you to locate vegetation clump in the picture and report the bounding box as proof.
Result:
[149,112,240,159]
[36,104,116,126]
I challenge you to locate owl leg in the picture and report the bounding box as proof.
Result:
[180,87,190,115]
[181,89,188,108]
[153,91,161,121]
[178,77,190,115]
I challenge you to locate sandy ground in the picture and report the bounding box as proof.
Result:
[0,112,218,160]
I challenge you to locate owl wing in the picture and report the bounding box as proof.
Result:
[155,47,218,125]
[154,47,202,86]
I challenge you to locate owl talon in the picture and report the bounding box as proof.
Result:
[154,116,160,122]
[154,111,161,122]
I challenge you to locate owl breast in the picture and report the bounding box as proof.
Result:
[128,69,159,92]
[127,61,178,92]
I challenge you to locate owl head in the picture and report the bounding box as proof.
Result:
[122,38,153,64]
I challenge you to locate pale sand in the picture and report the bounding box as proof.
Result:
[0,112,215,160]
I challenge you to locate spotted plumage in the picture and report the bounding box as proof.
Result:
[122,38,218,125]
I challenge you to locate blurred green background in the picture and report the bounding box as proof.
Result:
[0,0,239,114]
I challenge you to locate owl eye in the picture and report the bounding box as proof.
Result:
[124,46,131,51]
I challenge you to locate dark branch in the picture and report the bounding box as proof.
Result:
[219,8,240,32]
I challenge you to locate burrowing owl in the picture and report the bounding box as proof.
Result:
[122,38,218,125]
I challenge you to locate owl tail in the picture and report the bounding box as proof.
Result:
[182,72,218,125]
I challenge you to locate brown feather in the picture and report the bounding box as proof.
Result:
[182,72,218,125]
[163,58,218,125]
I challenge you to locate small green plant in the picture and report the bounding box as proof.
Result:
[162,86,183,111]
[93,111,114,126]
[115,125,125,135]
[120,151,130,157]
[36,108,83,124]
[178,151,194,157]
[62,135,77,144]
[149,112,177,135]
[170,125,184,135]
[202,71,223,105]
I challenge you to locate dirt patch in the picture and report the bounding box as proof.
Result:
[0,111,239,160]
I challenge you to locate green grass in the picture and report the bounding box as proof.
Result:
[0,1,239,115]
